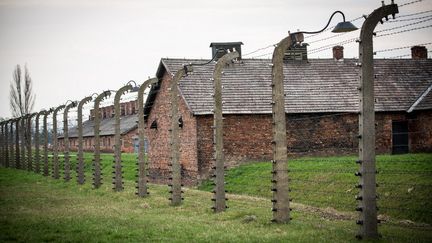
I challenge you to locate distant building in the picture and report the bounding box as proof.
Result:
[58,100,142,153]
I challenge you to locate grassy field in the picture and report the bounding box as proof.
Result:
[1,153,431,242]
[199,153,432,224]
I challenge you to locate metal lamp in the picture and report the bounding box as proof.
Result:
[300,11,358,35]
[332,20,358,33]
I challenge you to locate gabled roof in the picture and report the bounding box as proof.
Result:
[58,115,137,138]
[145,58,432,116]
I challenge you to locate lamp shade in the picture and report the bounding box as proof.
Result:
[131,86,140,92]
[332,21,358,33]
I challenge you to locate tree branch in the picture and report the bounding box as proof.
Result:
[9,64,35,117]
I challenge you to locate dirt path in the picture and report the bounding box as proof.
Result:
[226,192,432,229]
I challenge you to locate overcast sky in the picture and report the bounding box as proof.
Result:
[0,0,431,119]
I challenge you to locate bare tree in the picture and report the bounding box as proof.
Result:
[10,64,35,117]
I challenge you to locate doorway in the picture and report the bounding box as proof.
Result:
[392,120,409,154]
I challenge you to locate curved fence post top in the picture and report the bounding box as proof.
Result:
[36,110,47,119]
[360,3,398,38]
[138,78,158,96]
[54,105,66,114]
[64,101,78,114]
[94,91,111,103]
[42,108,54,118]
[114,84,134,101]
[78,96,93,108]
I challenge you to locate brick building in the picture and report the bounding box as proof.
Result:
[58,100,141,153]
[143,43,432,184]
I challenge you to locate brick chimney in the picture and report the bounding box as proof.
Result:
[332,45,344,61]
[411,46,427,60]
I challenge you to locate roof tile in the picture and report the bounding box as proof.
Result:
[158,58,432,114]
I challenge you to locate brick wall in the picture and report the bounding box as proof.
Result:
[286,113,358,155]
[196,114,273,178]
[384,110,432,153]
[145,72,198,185]
[196,113,358,178]
[411,110,432,152]
[195,111,432,182]
[121,130,138,153]
[373,110,432,154]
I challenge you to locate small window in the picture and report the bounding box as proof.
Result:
[178,117,183,128]
[150,120,158,129]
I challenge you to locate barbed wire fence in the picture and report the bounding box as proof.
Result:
[243,0,431,59]
[0,0,431,241]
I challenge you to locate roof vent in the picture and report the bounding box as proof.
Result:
[210,42,243,61]
[284,43,308,62]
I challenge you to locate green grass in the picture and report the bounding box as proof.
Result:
[40,152,138,183]
[199,153,432,224]
[1,153,431,242]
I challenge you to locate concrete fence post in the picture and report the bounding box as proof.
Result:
[356,2,398,240]
[43,109,53,176]
[3,121,9,167]
[15,119,20,169]
[52,105,65,179]
[63,101,77,181]
[10,120,15,168]
[136,78,158,197]
[4,121,9,167]
[113,84,134,192]
[20,116,27,170]
[77,96,93,185]
[0,122,4,167]
[270,34,297,223]
[34,111,44,173]
[27,114,37,171]
[169,67,190,206]
[93,91,111,188]
[211,51,239,212]
[2,122,6,167]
